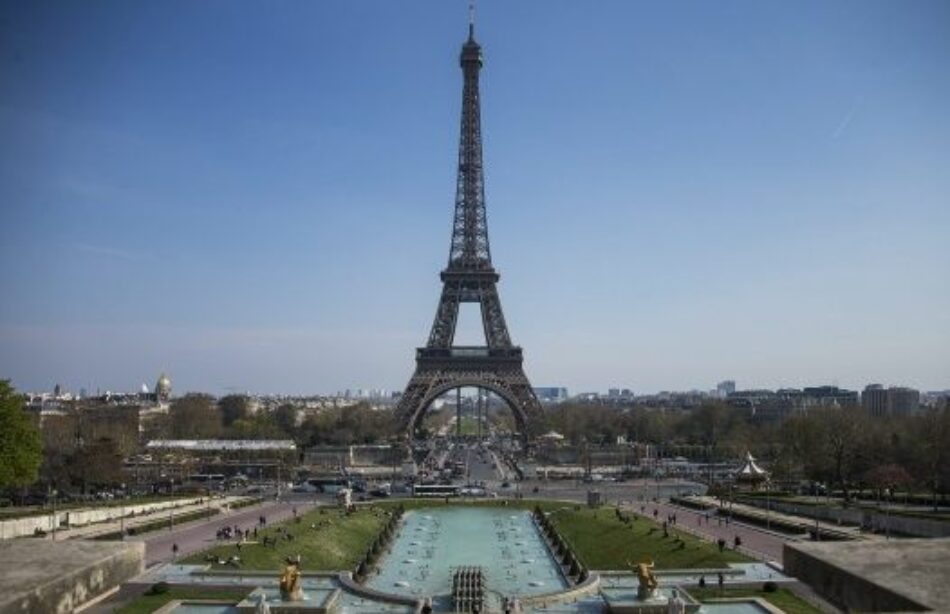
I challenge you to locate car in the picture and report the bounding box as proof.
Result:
[501,481,511,489]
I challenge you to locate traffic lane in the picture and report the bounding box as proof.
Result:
[140,499,321,566]
[627,500,785,561]
[516,480,702,502]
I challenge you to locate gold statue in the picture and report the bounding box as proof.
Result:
[279,556,303,601]
[628,558,658,600]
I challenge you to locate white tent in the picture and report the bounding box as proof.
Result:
[735,451,768,483]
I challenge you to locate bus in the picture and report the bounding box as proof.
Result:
[306,477,350,494]
[413,483,461,498]
[186,474,226,490]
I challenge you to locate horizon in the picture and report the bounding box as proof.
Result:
[2,1,948,396]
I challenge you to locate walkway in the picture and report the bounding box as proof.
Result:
[139,498,320,566]
[621,499,788,562]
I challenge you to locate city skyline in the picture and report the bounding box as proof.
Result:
[2,1,948,395]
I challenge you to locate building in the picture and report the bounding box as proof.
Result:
[533,387,569,404]
[716,380,736,398]
[863,385,920,417]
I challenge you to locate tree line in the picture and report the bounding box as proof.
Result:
[542,401,950,501]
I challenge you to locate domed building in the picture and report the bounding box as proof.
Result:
[155,372,172,402]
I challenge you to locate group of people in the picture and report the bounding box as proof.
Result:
[216,524,257,541]
[697,572,726,592]
[715,534,742,552]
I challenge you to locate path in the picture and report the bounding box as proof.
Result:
[137,498,320,566]
[622,499,788,562]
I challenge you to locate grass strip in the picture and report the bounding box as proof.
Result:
[688,586,822,614]
[549,506,750,570]
[115,586,250,614]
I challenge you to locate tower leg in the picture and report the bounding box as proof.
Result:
[456,387,462,439]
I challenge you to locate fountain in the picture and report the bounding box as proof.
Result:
[634,558,659,601]
[279,556,304,602]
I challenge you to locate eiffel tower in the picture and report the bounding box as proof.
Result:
[394,17,543,442]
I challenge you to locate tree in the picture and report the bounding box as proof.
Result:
[911,407,950,510]
[817,406,868,501]
[71,437,124,492]
[274,404,300,435]
[0,380,42,489]
[169,394,222,438]
[219,395,251,427]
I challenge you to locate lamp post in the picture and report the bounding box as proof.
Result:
[51,489,58,541]
[120,483,126,540]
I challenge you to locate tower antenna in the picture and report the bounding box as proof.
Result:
[468,0,475,39]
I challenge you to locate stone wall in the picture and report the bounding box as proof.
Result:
[739,496,950,538]
[783,540,949,612]
[0,497,206,539]
[0,540,144,613]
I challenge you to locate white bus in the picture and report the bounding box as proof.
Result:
[412,483,461,498]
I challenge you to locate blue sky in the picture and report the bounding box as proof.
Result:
[1,1,948,396]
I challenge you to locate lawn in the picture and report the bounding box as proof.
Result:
[115,586,250,614]
[548,506,750,570]
[181,505,388,571]
[181,498,745,573]
[689,587,822,614]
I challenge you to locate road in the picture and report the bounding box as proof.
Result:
[137,497,320,566]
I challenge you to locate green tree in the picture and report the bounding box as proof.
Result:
[169,394,222,438]
[0,380,43,489]
[219,394,251,427]
[71,437,124,492]
[274,403,300,435]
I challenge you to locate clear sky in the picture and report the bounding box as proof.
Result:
[1,1,948,396]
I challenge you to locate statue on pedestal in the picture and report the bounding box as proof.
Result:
[629,557,658,600]
[279,555,303,601]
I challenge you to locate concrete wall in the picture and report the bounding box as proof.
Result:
[783,542,929,612]
[0,540,144,614]
[0,497,205,539]
[739,497,950,538]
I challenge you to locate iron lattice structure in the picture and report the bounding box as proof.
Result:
[395,24,543,442]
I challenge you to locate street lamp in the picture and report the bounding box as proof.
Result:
[51,489,58,541]
[120,483,126,540]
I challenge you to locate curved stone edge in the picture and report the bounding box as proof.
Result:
[518,572,601,607]
[336,571,423,608]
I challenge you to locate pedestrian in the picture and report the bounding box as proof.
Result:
[734,534,742,549]
[698,575,706,589]
[717,538,725,553]
[717,572,724,593]
[172,543,179,559]
[668,588,686,614]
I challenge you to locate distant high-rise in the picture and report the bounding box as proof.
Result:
[862,384,920,417]
[716,380,736,398]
